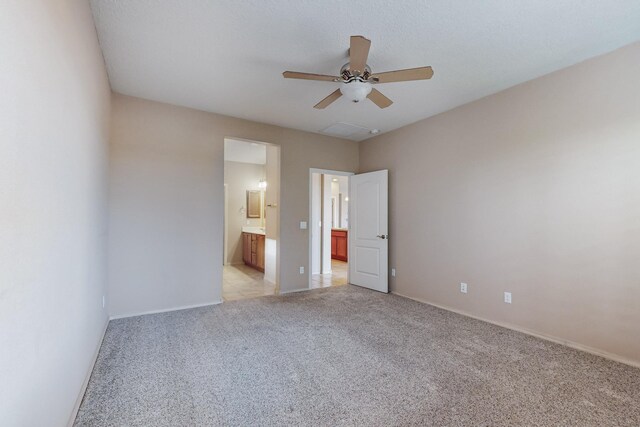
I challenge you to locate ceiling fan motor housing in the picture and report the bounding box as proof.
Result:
[340,62,372,102]
[341,62,371,78]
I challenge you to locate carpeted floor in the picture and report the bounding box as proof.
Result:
[75,286,640,426]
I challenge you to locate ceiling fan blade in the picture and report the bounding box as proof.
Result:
[371,66,434,83]
[367,88,393,109]
[349,35,371,75]
[314,89,342,109]
[283,71,340,82]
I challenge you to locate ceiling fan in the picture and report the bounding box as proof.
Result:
[283,35,433,109]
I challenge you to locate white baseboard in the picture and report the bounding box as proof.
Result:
[279,287,311,295]
[391,291,640,369]
[67,317,109,427]
[109,300,222,320]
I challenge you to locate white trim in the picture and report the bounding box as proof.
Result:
[392,291,640,369]
[279,287,311,295]
[223,183,228,265]
[67,318,109,427]
[308,168,354,291]
[109,301,222,320]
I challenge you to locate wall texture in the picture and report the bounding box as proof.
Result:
[108,94,359,317]
[0,1,111,425]
[225,160,265,265]
[359,42,640,365]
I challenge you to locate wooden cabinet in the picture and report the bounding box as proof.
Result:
[242,233,252,265]
[242,232,265,272]
[331,229,348,262]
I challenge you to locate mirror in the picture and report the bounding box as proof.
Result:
[247,190,261,218]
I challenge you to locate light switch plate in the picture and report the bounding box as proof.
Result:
[300,221,307,230]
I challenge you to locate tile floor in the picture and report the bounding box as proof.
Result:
[222,264,275,301]
[223,259,347,301]
[310,259,348,289]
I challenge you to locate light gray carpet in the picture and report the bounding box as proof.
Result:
[75,285,640,426]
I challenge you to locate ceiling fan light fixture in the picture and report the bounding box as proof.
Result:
[340,81,372,103]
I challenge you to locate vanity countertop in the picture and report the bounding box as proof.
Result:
[242,226,265,235]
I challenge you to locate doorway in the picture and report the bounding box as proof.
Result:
[308,169,353,289]
[223,138,280,301]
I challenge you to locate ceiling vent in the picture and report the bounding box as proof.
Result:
[321,122,371,139]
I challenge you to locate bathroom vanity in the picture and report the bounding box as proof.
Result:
[242,227,265,272]
[331,228,348,262]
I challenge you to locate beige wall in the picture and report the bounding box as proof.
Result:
[225,160,265,265]
[359,42,640,365]
[108,94,359,316]
[0,1,111,425]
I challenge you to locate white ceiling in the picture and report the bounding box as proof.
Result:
[224,138,266,164]
[90,1,640,141]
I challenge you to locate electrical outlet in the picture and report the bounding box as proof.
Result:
[102,295,106,309]
[391,268,396,277]
[460,283,468,294]
[299,266,304,274]
[504,292,512,304]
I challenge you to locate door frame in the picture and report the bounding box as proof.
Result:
[308,168,354,290]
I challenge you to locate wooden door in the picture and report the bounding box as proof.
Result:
[242,233,251,264]
[251,234,257,266]
[256,234,265,271]
[331,229,348,262]
[336,232,348,261]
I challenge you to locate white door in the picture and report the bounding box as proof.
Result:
[349,170,388,293]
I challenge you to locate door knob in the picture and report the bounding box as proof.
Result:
[376,234,388,239]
